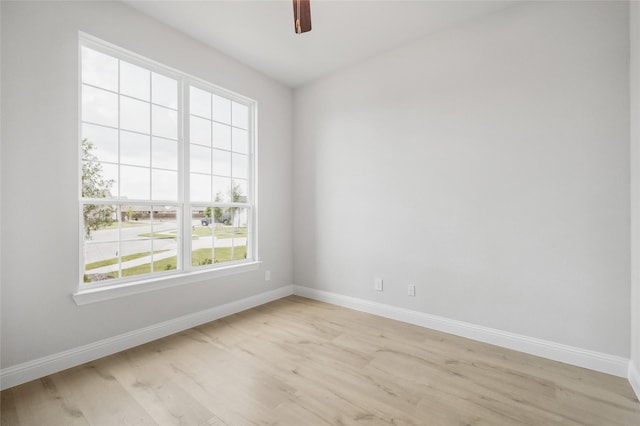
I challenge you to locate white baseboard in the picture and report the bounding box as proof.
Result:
[294,285,629,378]
[630,361,640,400]
[0,285,294,390]
[2,284,631,391]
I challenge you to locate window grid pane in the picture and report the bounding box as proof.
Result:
[81,41,254,287]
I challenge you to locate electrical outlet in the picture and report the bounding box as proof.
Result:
[265,270,271,281]
[408,284,416,297]
[374,277,383,291]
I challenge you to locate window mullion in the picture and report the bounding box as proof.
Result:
[152,209,156,273]
[116,59,122,280]
[149,71,154,275]
[117,205,122,279]
[182,79,191,273]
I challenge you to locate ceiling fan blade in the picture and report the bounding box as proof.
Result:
[293,0,312,34]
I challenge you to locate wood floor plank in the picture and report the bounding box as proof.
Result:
[105,352,216,425]
[2,295,640,425]
[8,376,89,426]
[56,360,157,425]
[0,386,21,426]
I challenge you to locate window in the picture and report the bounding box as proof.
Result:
[79,35,256,290]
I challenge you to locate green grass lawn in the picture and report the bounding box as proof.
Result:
[191,226,247,239]
[137,227,246,240]
[137,232,177,239]
[121,257,177,277]
[136,231,198,241]
[191,227,213,236]
[118,246,247,277]
[191,246,247,265]
[85,250,169,270]
[101,220,162,230]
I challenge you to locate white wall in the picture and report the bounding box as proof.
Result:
[293,1,630,356]
[630,0,640,395]
[1,0,635,388]
[0,1,292,369]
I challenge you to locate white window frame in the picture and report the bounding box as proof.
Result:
[74,33,260,305]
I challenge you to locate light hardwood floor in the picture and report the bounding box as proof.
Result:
[2,295,640,425]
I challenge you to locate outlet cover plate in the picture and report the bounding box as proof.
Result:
[374,277,383,291]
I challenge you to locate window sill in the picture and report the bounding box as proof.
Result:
[73,261,262,306]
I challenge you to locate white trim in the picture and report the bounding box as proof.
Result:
[73,260,262,305]
[629,361,640,401]
[80,32,185,84]
[1,285,294,390]
[293,286,630,378]
[4,284,633,391]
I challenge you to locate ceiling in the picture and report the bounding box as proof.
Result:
[124,0,516,88]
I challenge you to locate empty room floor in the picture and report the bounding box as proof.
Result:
[2,296,639,425]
